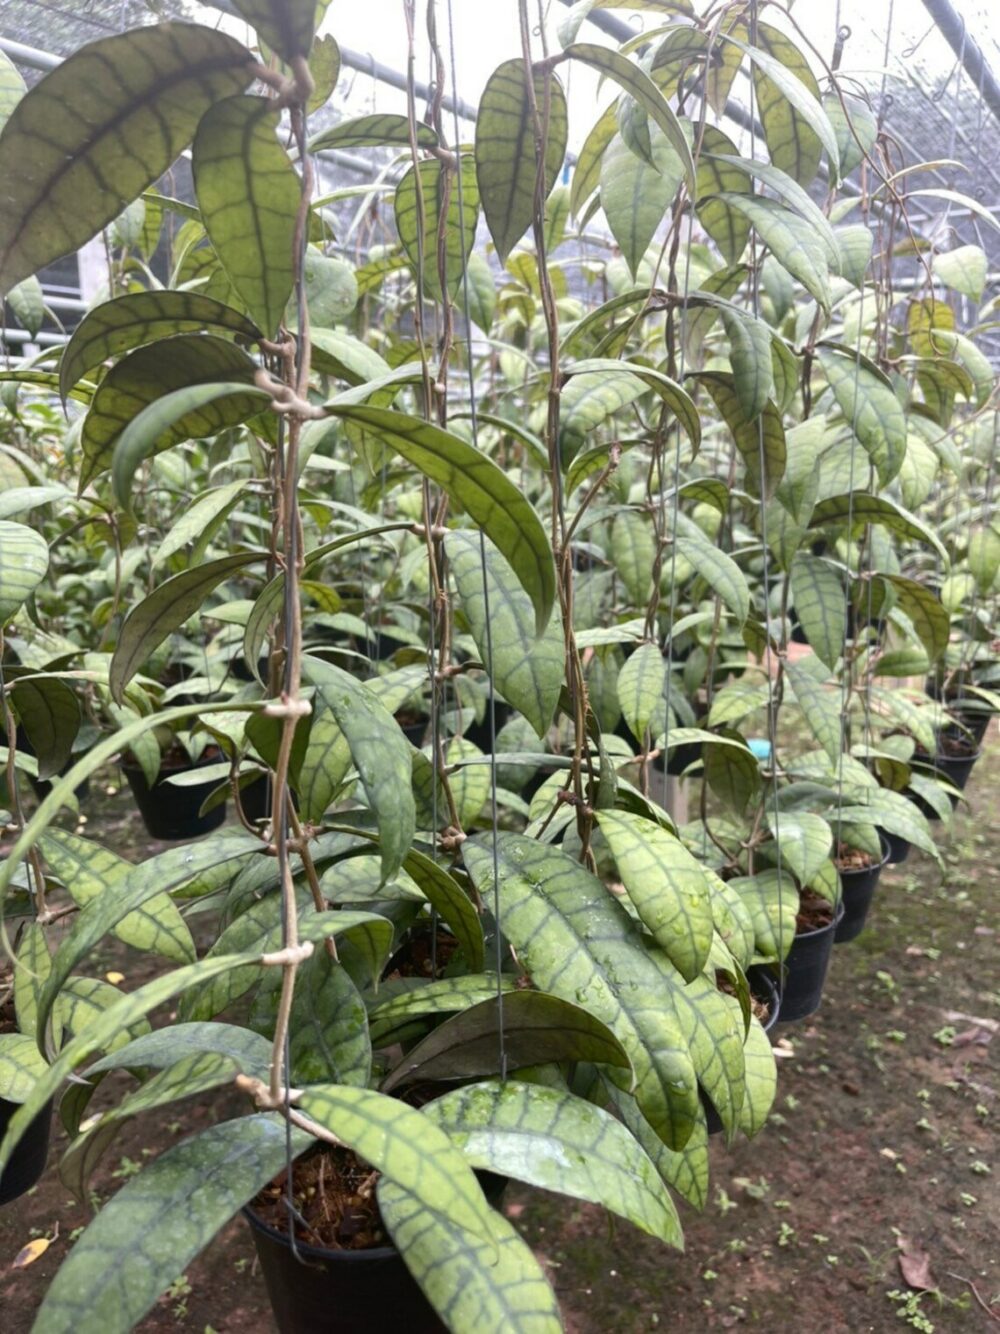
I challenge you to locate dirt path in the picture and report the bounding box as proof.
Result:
[1,745,998,1332]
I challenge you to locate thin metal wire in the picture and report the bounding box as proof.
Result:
[445,0,506,1081]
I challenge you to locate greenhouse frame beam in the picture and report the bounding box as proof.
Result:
[919,0,1000,130]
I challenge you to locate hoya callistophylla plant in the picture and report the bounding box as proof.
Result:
[4,0,986,1326]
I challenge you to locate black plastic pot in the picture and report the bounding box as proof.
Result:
[122,757,226,841]
[834,837,891,944]
[245,1171,506,1334]
[703,970,780,1135]
[776,899,845,1024]
[0,1096,52,1206]
[913,744,982,804]
[878,827,911,865]
[942,705,993,747]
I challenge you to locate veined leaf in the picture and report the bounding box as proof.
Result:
[11,675,79,780]
[694,370,784,497]
[394,155,480,301]
[298,1084,495,1243]
[368,976,516,1043]
[674,535,749,624]
[702,729,762,820]
[446,530,563,738]
[39,828,196,965]
[300,657,415,881]
[193,95,301,337]
[79,333,259,491]
[933,244,987,302]
[261,947,371,1087]
[33,1116,311,1334]
[0,24,255,294]
[152,480,248,568]
[808,493,948,565]
[379,1178,562,1334]
[783,656,841,765]
[570,100,618,218]
[475,59,567,264]
[616,642,665,743]
[824,91,877,176]
[427,1079,682,1245]
[226,0,319,59]
[463,833,699,1150]
[714,194,831,309]
[708,154,838,266]
[0,1034,48,1105]
[565,359,700,451]
[600,124,686,279]
[324,405,555,635]
[885,575,949,662]
[968,525,1000,594]
[112,381,270,510]
[669,970,745,1142]
[7,276,45,337]
[0,520,48,621]
[695,126,752,265]
[110,551,265,703]
[310,113,436,152]
[767,811,831,884]
[789,554,846,671]
[565,44,696,193]
[59,291,261,404]
[382,991,631,1093]
[818,346,906,486]
[739,1014,777,1137]
[596,809,714,983]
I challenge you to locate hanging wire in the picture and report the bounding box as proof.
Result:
[445,0,506,1079]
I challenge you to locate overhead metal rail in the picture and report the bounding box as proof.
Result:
[918,0,1000,130]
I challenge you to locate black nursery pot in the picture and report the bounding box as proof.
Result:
[914,744,982,803]
[777,899,845,1024]
[244,1171,506,1334]
[122,757,226,841]
[878,826,911,865]
[0,1096,52,1206]
[834,837,891,945]
[703,970,780,1135]
[943,706,993,747]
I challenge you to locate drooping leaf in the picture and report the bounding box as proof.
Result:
[616,642,666,744]
[309,113,437,152]
[300,657,415,881]
[368,976,517,1044]
[226,0,319,60]
[7,275,45,337]
[818,346,906,486]
[394,155,480,301]
[789,554,846,671]
[702,730,762,820]
[808,493,948,565]
[565,44,696,192]
[475,59,567,263]
[463,833,699,1150]
[59,291,261,404]
[152,480,248,568]
[427,1079,682,1245]
[39,828,196,965]
[0,24,255,294]
[193,94,301,336]
[823,91,877,176]
[32,1117,311,1334]
[783,656,841,765]
[11,676,79,780]
[885,575,949,662]
[0,1034,48,1105]
[323,405,555,635]
[713,195,831,309]
[669,970,745,1142]
[695,126,752,265]
[262,947,371,1087]
[378,1178,563,1334]
[0,520,48,621]
[570,100,618,218]
[674,534,750,625]
[932,244,987,302]
[110,552,265,703]
[112,382,271,510]
[600,124,686,279]
[303,248,358,324]
[767,811,832,885]
[446,531,563,739]
[694,370,784,497]
[78,333,259,490]
[596,809,715,983]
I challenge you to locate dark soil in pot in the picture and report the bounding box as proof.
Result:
[121,745,227,841]
[703,969,780,1135]
[245,1144,505,1334]
[834,838,890,944]
[776,891,844,1024]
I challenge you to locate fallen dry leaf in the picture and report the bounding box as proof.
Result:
[12,1237,50,1269]
[898,1237,935,1291]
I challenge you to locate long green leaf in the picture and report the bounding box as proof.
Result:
[427,1079,682,1245]
[324,405,555,634]
[694,370,784,497]
[310,113,436,152]
[59,291,260,403]
[33,1116,310,1334]
[193,94,301,336]
[381,991,631,1093]
[600,125,686,279]
[808,493,948,564]
[110,551,265,703]
[378,1177,563,1334]
[226,0,318,60]
[0,520,48,621]
[818,346,906,486]
[79,333,259,490]
[616,642,665,743]
[394,156,480,301]
[789,554,847,671]
[446,530,563,738]
[112,381,270,510]
[10,675,79,780]
[714,194,831,309]
[475,59,567,263]
[463,833,699,1150]
[0,24,254,294]
[596,809,715,983]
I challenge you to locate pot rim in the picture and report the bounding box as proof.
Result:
[243,1202,400,1265]
[836,832,891,879]
[792,895,845,941]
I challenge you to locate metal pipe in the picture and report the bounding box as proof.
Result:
[918,0,1000,129]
